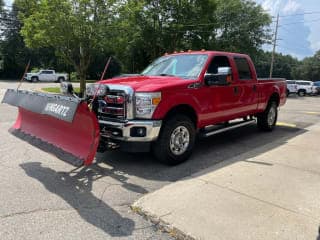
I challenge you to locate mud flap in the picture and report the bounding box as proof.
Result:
[2,89,100,166]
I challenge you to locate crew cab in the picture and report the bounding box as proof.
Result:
[84,51,286,165]
[296,80,318,96]
[25,69,68,82]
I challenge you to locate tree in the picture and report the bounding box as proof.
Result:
[292,51,320,81]
[18,0,117,94]
[0,1,61,79]
[115,0,272,72]
[253,51,299,79]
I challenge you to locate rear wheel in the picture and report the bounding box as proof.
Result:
[152,115,195,165]
[257,101,278,131]
[298,90,306,97]
[57,77,65,83]
[286,89,289,97]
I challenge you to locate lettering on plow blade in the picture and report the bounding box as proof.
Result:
[2,89,100,166]
[44,103,70,118]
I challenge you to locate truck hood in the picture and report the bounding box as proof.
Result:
[98,75,197,92]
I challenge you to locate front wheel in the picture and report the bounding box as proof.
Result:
[31,76,39,82]
[257,101,278,131]
[152,115,195,165]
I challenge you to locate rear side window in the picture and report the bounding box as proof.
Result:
[42,71,53,74]
[297,82,311,86]
[234,57,252,80]
[287,80,295,84]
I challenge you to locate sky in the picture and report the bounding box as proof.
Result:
[4,0,320,60]
[255,0,320,59]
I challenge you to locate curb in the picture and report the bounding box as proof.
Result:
[131,205,196,240]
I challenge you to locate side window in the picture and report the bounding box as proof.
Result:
[234,57,252,80]
[207,56,231,74]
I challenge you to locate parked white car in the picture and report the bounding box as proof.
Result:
[296,80,318,96]
[24,70,68,82]
[286,80,298,96]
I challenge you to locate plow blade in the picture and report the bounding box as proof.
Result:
[2,89,100,166]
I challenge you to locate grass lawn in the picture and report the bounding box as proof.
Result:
[41,87,80,93]
[71,80,96,83]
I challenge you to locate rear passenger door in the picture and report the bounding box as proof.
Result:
[233,57,258,115]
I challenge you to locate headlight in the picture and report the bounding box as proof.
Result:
[86,84,108,96]
[135,92,161,119]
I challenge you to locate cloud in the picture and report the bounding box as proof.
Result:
[310,41,320,52]
[4,0,13,6]
[283,0,301,14]
[260,0,282,15]
[256,0,315,59]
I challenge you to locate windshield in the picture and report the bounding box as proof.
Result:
[141,54,208,79]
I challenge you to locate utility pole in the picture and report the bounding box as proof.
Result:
[269,13,279,78]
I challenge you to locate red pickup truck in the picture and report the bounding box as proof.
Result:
[86,51,286,164]
[3,51,286,166]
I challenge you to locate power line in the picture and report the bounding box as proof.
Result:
[279,11,320,18]
[278,45,310,52]
[280,18,320,26]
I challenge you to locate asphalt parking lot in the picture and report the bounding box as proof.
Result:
[0,81,319,240]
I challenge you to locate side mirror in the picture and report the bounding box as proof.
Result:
[60,82,74,95]
[204,67,232,86]
[217,67,232,75]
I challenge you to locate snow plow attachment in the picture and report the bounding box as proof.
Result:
[2,89,100,166]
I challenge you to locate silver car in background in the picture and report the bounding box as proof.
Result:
[24,69,68,83]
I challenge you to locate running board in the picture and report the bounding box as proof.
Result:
[200,119,256,138]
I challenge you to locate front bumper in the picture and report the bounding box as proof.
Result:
[99,119,162,142]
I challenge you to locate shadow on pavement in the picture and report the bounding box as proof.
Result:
[20,162,135,237]
[19,123,309,237]
[95,124,308,183]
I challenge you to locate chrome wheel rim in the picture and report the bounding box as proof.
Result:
[169,126,190,155]
[267,105,276,126]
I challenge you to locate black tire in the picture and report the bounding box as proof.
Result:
[31,76,39,82]
[286,89,289,97]
[298,90,306,97]
[152,115,195,165]
[57,77,65,83]
[257,101,278,131]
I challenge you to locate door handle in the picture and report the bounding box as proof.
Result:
[234,86,239,95]
[253,85,257,92]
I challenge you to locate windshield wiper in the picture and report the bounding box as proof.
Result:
[159,73,175,77]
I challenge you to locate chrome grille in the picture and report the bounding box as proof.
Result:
[98,91,126,120]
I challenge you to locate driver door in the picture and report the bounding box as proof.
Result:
[203,55,240,124]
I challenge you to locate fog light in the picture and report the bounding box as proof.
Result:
[130,127,147,137]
